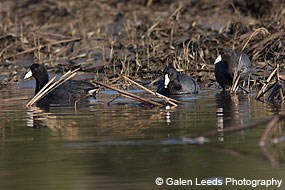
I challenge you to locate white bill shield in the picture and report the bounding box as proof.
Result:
[164,74,170,88]
[214,55,222,64]
[24,70,33,79]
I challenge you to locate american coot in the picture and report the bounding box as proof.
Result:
[214,48,251,90]
[24,63,97,106]
[157,66,200,95]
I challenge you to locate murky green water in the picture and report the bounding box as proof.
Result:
[0,86,284,190]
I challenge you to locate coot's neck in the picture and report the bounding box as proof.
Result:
[35,73,49,94]
[170,77,181,89]
[223,51,238,67]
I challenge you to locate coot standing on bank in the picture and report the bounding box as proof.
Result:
[24,63,97,106]
[214,48,251,90]
[157,66,200,96]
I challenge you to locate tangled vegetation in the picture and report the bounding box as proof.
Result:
[0,0,284,100]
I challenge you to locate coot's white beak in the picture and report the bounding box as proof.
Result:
[214,55,222,64]
[88,89,97,95]
[24,70,32,79]
[164,74,170,88]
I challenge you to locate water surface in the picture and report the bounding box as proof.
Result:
[0,87,284,190]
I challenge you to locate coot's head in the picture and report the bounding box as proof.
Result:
[24,63,49,94]
[163,67,178,88]
[221,48,236,57]
[24,64,48,80]
[217,48,238,65]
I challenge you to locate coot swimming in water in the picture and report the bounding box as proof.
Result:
[157,66,200,96]
[24,63,97,106]
[214,48,251,90]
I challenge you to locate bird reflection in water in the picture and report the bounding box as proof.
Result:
[215,92,252,142]
[165,105,171,124]
[26,106,80,140]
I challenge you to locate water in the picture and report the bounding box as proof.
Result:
[0,86,285,190]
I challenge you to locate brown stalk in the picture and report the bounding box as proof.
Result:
[255,67,278,99]
[230,28,270,94]
[26,68,80,107]
[92,81,164,107]
[122,75,179,106]
[248,31,284,59]
[26,75,57,107]
[256,82,277,100]
[168,4,183,20]
[230,73,241,94]
[276,63,284,102]
[239,85,249,94]
[229,54,243,94]
[146,22,160,37]
[17,37,81,57]
[230,59,241,94]
[242,28,269,52]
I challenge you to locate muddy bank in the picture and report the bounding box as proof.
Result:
[0,0,284,90]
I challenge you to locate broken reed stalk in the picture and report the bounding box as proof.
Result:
[239,85,249,94]
[92,81,164,107]
[255,67,278,99]
[168,3,183,19]
[230,28,269,94]
[26,76,57,107]
[248,31,284,59]
[242,28,269,52]
[230,73,241,94]
[26,68,80,107]
[276,63,284,102]
[122,75,179,106]
[230,52,243,94]
[257,82,277,100]
[17,37,81,57]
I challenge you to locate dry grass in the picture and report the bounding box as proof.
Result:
[0,0,284,99]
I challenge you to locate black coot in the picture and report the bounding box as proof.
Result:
[24,63,97,105]
[214,48,251,90]
[157,66,200,96]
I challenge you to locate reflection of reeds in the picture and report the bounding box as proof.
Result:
[0,96,28,102]
[27,106,80,140]
[194,112,285,148]
[259,115,280,146]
